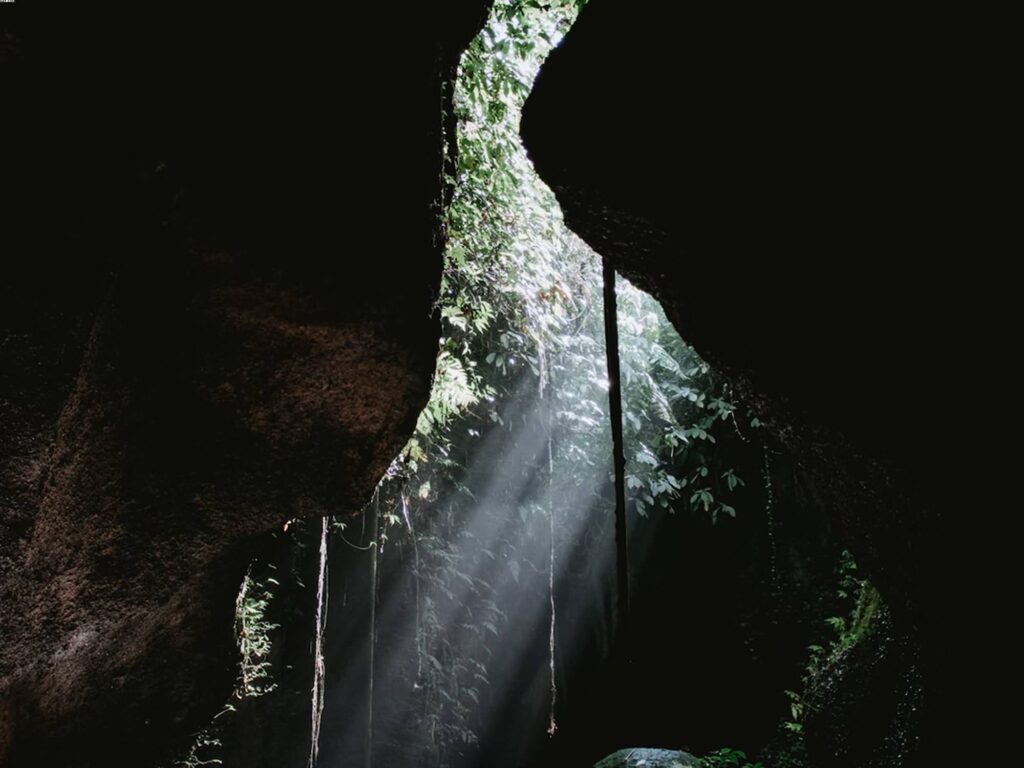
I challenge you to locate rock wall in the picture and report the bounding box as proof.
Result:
[522,2,970,764]
[0,5,490,766]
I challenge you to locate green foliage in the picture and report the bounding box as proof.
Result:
[616,284,757,523]
[404,0,583,468]
[702,748,765,768]
[171,703,234,767]
[412,0,756,533]
[798,552,881,696]
[171,564,279,767]
[235,566,279,697]
[175,729,225,768]
[767,552,882,764]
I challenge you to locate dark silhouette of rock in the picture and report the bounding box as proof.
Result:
[0,4,490,766]
[521,2,980,764]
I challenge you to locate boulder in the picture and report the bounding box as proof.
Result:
[595,748,701,768]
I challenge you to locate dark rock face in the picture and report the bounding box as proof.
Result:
[0,4,489,766]
[522,2,971,764]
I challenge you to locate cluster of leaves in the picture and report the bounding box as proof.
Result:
[172,565,281,767]
[424,0,758,542]
[174,729,225,768]
[614,285,755,523]
[810,552,882,678]
[774,551,882,760]
[702,747,766,768]
[235,565,280,698]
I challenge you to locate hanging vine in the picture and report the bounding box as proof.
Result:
[308,517,329,768]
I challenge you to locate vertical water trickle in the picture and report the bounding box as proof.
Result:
[309,516,329,768]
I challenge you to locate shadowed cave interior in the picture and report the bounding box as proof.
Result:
[0,2,973,767]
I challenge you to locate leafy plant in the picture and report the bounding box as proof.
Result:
[235,565,280,697]
[170,561,280,767]
[772,551,882,762]
[702,747,765,768]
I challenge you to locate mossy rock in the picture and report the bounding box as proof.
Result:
[594,748,701,768]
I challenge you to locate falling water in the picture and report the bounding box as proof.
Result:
[309,516,329,768]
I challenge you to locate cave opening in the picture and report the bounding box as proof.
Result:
[3,1,952,766]
[168,4,880,767]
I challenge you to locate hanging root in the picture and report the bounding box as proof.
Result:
[544,340,558,738]
[308,517,329,768]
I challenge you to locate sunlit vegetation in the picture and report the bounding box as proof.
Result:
[358,0,760,763]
